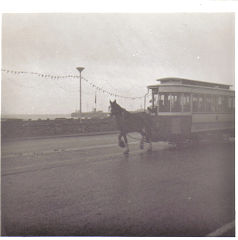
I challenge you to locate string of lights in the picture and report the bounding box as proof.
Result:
[1,68,146,100]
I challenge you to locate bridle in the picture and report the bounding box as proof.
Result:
[110,104,123,117]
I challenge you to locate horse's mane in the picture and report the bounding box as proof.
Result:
[112,101,148,119]
[115,102,130,116]
[118,105,128,112]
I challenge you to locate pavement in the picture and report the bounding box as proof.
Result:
[1,133,235,236]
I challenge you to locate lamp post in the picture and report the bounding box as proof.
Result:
[76,67,85,118]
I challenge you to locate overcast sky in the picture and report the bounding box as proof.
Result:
[2,13,235,114]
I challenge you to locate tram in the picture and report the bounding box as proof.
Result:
[147,78,235,143]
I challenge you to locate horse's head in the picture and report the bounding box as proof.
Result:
[109,100,122,117]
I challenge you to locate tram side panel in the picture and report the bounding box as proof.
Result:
[151,113,234,143]
[191,113,235,136]
[151,115,192,142]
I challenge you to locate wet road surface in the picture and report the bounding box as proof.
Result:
[1,133,235,236]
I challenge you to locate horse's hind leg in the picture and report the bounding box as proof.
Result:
[145,129,152,152]
[139,131,145,149]
[146,137,152,152]
[118,133,125,148]
[140,138,144,149]
[123,134,129,154]
[147,141,152,152]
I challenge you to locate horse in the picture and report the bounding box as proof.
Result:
[109,100,152,154]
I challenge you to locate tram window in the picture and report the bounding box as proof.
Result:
[228,97,233,112]
[171,93,182,112]
[211,95,217,113]
[205,95,212,112]
[159,93,170,112]
[153,93,159,106]
[217,96,223,112]
[193,94,205,112]
[152,88,158,94]
[192,94,198,112]
[152,89,158,106]
[197,95,205,112]
[183,93,191,112]
[223,96,229,112]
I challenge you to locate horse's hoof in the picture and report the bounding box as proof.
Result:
[123,150,129,155]
[147,148,152,153]
[119,141,125,148]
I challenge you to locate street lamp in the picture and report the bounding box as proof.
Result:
[76,67,85,118]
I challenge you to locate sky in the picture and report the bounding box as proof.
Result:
[1,13,235,114]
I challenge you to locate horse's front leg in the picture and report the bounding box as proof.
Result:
[118,132,125,148]
[123,134,129,154]
[146,134,152,152]
[145,128,152,152]
[139,131,145,149]
[147,140,152,152]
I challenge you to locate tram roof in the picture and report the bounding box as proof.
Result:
[148,77,231,90]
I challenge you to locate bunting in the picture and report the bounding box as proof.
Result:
[1,68,145,100]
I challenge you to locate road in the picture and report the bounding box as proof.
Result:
[1,133,235,236]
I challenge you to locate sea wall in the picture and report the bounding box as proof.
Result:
[1,117,117,140]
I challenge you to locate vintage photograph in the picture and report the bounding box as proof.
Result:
[1,12,235,237]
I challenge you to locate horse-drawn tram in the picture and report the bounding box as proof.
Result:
[147,78,235,143]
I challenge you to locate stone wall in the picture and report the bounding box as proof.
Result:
[1,117,117,139]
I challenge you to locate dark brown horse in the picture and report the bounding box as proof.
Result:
[109,100,152,154]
